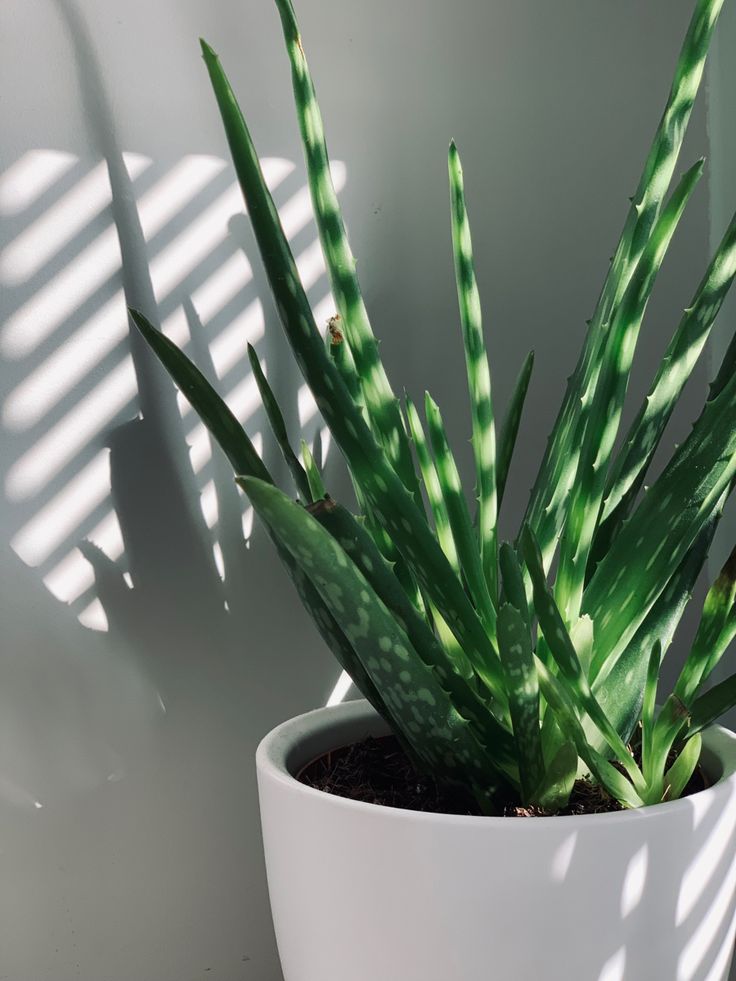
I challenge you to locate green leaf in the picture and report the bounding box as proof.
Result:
[646,694,693,800]
[570,615,595,675]
[425,393,497,636]
[641,641,663,778]
[239,476,508,807]
[689,671,736,737]
[662,732,702,802]
[128,314,391,732]
[521,527,646,795]
[595,208,736,561]
[534,658,644,808]
[533,740,578,813]
[321,348,425,614]
[592,505,720,748]
[200,40,504,699]
[404,395,460,574]
[521,0,726,573]
[497,350,534,509]
[499,542,531,628]
[326,317,362,406]
[130,309,271,482]
[247,343,312,501]
[449,141,498,597]
[676,543,736,703]
[309,498,514,762]
[268,2,423,510]
[584,372,736,689]
[285,548,398,729]
[700,610,736,693]
[497,603,543,803]
[300,439,327,501]
[555,159,704,623]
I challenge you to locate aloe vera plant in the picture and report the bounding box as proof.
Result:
[132,0,736,813]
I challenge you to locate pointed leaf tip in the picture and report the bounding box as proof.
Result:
[235,474,271,501]
[200,38,218,61]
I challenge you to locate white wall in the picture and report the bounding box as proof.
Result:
[0,1,721,978]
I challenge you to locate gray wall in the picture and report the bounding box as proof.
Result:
[0,1,722,979]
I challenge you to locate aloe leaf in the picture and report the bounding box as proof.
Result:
[286,550,397,723]
[535,658,644,808]
[690,671,736,737]
[555,159,704,623]
[350,469,428,622]
[309,498,514,759]
[247,343,312,501]
[595,210,736,562]
[521,0,725,572]
[326,317,362,406]
[127,315,401,726]
[425,393,497,636]
[646,694,694,799]
[641,641,663,778]
[130,309,271,482]
[497,350,534,509]
[239,476,508,807]
[403,397,468,655]
[449,141,498,597]
[200,42,504,698]
[299,439,326,500]
[584,370,736,689]
[533,740,578,813]
[702,612,736,689]
[269,2,423,510]
[591,502,721,748]
[497,603,543,803]
[324,335,424,610]
[676,544,736,703]
[710,325,736,400]
[499,542,531,628]
[662,732,702,802]
[570,616,595,674]
[404,396,460,573]
[521,527,646,794]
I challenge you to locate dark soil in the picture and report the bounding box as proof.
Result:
[297,734,707,817]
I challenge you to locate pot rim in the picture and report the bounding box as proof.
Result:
[256,698,736,829]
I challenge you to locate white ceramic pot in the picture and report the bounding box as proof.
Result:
[257,699,736,981]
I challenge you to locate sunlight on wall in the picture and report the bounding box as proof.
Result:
[0,150,345,657]
[596,947,626,981]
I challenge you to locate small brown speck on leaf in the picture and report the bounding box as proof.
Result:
[327,314,344,345]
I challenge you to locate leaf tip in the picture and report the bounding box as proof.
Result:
[200,38,218,61]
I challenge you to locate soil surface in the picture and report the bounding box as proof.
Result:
[297,734,707,817]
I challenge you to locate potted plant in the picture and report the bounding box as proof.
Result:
[131,0,736,977]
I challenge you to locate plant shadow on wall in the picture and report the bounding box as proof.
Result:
[0,0,349,808]
[129,0,736,977]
